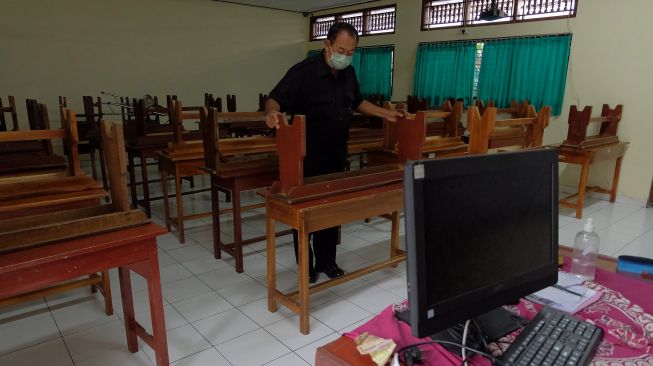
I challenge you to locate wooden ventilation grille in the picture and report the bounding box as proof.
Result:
[422,0,577,29]
[310,5,396,41]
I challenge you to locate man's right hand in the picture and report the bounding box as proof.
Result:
[266,111,281,129]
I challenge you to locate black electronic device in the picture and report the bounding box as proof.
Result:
[401,149,559,341]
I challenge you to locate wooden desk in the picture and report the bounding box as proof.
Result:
[266,183,405,334]
[555,142,628,218]
[0,223,170,366]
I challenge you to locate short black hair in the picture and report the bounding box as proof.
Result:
[326,22,359,44]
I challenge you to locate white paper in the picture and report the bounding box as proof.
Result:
[557,271,585,288]
[526,285,598,313]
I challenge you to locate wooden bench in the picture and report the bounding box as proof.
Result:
[554,104,628,218]
[200,107,292,272]
[264,113,424,334]
[0,100,68,175]
[0,113,149,316]
[467,104,551,155]
[367,101,467,165]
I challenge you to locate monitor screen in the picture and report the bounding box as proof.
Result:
[404,149,559,338]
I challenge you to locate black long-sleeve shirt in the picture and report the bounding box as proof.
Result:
[269,51,364,166]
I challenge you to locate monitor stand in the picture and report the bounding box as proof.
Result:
[395,307,527,356]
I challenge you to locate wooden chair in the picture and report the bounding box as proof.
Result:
[0,96,19,131]
[201,106,291,272]
[554,104,628,218]
[264,113,413,334]
[467,104,551,155]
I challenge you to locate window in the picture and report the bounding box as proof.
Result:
[422,0,577,30]
[310,5,396,41]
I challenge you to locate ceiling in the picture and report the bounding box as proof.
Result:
[214,0,379,13]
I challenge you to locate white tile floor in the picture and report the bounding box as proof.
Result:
[1,168,652,366]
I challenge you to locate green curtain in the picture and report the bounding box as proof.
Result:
[412,41,477,107]
[351,46,394,100]
[477,34,571,115]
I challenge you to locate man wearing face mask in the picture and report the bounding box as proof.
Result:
[265,22,403,283]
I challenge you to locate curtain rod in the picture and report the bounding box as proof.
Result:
[418,32,571,46]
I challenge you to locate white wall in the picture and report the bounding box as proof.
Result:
[310,0,653,203]
[0,0,306,124]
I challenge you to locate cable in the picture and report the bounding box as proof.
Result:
[461,319,471,366]
[397,340,508,366]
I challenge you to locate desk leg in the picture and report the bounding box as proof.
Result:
[298,220,310,335]
[101,270,113,316]
[232,181,243,273]
[145,240,169,366]
[390,211,400,265]
[118,266,138,353]
[161,168,171,232]
[90,145,98,180]
[129,153,138,210]
[267,213,277,313]
[98,144,109,192]
[174,168,185,244]
[141,155,152,218]
[211,177,222,260]
[610,156,623,203]
[576,161,591,219]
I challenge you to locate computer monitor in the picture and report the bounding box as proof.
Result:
[403,149,559,339]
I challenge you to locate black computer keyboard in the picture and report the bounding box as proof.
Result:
[501,306,603,366]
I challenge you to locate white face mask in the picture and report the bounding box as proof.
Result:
[328,46,353,70]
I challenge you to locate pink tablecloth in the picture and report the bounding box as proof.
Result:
[346,262,653,365]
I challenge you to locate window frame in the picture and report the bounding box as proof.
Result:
[309,4,397,41]
[420,0,578,31]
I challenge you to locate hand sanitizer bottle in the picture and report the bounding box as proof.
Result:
[570,218,600,281]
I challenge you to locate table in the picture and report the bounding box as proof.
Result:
[555,142,628,218]
[316,253,653,366]
[266,183,405,334]
[0,223,170,366]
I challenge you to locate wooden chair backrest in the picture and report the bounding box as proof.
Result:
[227,94,237,112]
[204,93,223,112]
[258,93,269,112]
[406,95,429,114]
[26,100,54,155]
[563,104,623,148]
[467,105,551,155]
[0,96,19,131]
